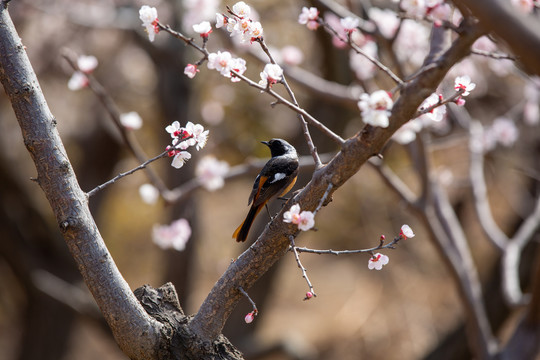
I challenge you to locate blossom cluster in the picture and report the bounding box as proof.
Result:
[165,121,209,169]
[393,75,476,145]
[368,225,415,271]
[283,204,315,232]
[216,1,264,43]
[206,51,247,82]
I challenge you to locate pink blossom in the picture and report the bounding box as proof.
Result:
[358,90,393,128]
[259,63,283,88]
[207,51,233,76]
[207,51,247,81]
[340,16,359,34]
[171,150,192,169]
[195,155,229,191]
[247,21,264,41]
[216,13,227,28]
[400,224,415,239]
[152,218,191,251]
[298,7,319,30]
[454,75,476,96]
[139,5,159,42]
[165,121,184,139]
[244,311,255,324]
[232,1,251,18]
[229,57,247,82]
[184,121,209,150]
[193,21,212,38]
[184,64,200,79]
[305,291,314,299]
[283,204,315,231]
[368,253,389,270]
[419,93,446,123]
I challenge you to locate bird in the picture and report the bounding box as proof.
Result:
[233,138,299,242]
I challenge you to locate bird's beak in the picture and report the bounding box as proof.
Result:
[261,141,269,146]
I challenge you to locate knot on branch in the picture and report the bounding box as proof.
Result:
[134,283,244,360]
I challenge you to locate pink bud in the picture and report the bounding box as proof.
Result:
[306,291,313,299]
[455,97,466,106]
[244,312,254,324]
[380,235,385,241]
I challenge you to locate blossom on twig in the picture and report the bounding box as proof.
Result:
[259,63,283,88]
[193,21,212,38]
[454,75,476,97]
[283,204,315,231]
[400,224,415,239]
[139,5,159,42]
[184,64,200,79]
[368,253,389,270]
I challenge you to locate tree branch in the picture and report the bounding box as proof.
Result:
[188,18,484,344]
[0,6,162,359]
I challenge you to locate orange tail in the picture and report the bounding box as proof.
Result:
[233,203,265,242]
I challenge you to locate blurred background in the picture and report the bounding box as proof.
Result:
[0,0,539,359]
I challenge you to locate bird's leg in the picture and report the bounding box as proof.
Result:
[265,204,273,219]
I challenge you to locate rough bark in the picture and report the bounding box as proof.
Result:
[0,4,163,359]
[135,283,244,360]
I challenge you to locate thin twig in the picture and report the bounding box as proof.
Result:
[471,49,516,61]
[314,182,333,214]
[231,69,345,145]
[294,234,403,256]
[63,50,169,194]
[289,236,317,300]
[157,23,208,55]
[238,286,257,314]
[321,20,404,86]
[414,88,465,118]
[87,150,169,197]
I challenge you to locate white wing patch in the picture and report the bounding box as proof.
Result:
[270,173,286,183]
